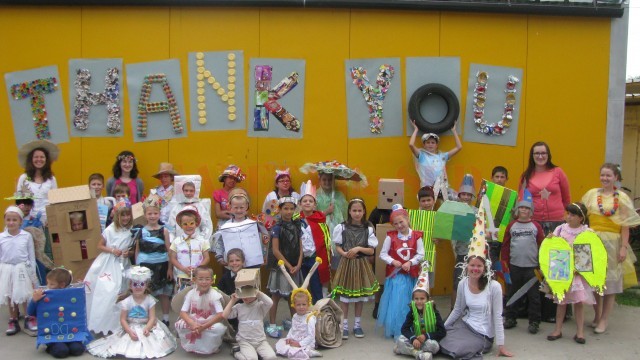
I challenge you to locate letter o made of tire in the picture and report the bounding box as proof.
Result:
[408,83,459,134]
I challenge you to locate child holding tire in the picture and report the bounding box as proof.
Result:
[409,120,462,190]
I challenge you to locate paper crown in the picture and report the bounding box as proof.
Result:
[390,204,409,222]
[114,197,132,212]
[275,168,290,181]
[299,180,317,200]
[277,257,322,307]
[517,188,534,211]
[219,164,246,183]
[278,196,298,206]
[126,266,153,282]
[458,173,476,196]
[143,191,163,210]
[468,196,488,259]
[176,204,201,226]
[413,261,432,294]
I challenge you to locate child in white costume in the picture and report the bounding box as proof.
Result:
[85,198,134,335]
[274,258,324,359]
[169,205,210,292]
[174,266,226,355]
[167,176,213,242]
[86,266,177,358]
[0,206,39,335]
[223,290,277,360]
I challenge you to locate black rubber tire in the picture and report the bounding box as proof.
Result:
[408,83,459,134]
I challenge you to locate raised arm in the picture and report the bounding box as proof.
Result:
[446,122,463,158]
[409,120,421,158]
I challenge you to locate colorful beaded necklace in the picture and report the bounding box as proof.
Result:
[597,188,619,217]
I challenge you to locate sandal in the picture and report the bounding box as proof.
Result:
[573,335,586,344]
[594,327,606,334]
[546,333,562,341]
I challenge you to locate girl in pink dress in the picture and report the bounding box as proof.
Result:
[546,203,595,344]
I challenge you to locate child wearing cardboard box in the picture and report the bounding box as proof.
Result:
[167,178,213,244]
[223,269,276,360]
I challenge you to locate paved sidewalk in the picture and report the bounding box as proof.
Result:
[1,296,639,359]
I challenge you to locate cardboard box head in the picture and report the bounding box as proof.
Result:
[46,185,102,278]
[131,202,146,226]
[235,269,261,298]
[377,179,404,210]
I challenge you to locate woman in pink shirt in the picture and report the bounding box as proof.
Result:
[519,141,571,234]
[519,141,571,323]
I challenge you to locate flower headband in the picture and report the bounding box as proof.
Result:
[117,154,136,162]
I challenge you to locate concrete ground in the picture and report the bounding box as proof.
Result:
[1,296,639,359]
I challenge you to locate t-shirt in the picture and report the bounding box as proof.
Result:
[119,295,157,319]
[415,150,449,187]
[227,292,272,343]
[501,220,544,267]
[212,189,230,211]
[170,235,210,279]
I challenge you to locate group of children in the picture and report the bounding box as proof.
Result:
[0,133,606,360]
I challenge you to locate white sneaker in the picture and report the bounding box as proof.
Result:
[308,349,323,357]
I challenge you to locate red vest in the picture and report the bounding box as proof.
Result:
[385,230,423,278]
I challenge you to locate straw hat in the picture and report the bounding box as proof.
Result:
[17,140,60,168]
[152,162,178,179]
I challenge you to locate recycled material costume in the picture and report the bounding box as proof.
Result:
[331,222,379,302]
[267,217,304,295]
[582,189,640,293]
[174,286,226,354]
[136,226,173,296]
[87,296,177,358]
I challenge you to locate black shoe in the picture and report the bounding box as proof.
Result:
[528,322,540,334]
[543,317,556,323]
[504,318,517,329]
[372,302,379,319]
[161,320,170,327]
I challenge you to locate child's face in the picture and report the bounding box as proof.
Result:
[280,203,295,221]
[4,212,22,232]
[158,173,173,188]
[46,279,65,290]
[319,174,333,191]
[300,196,315,213]
[492,172,507,186]
[17,203,33,216]
[183,185,196,199]
[243,296,257,304]
[71,219,84,231]
[195,270,213,292]
[131,280,147,295]
[227,254,244,273]
[180,214,198,235]
[392,216,410,234]
[120,158,134,174]
[349,202,365,223]
[293,295,309,316]
[419,196,435,211]
[90,179,104,197]
[423,138,438,153]
[229,198,248,219]
[115,192,128,201]
[276,176,291,193]
[412,290,429,310]
[223,176,237,189]
[145,207,160,224]
[517,206,532,220]
[458,192,473,204]
[565,211,583,228]
[119,211,132,227]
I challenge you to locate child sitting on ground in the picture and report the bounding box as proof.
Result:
[29,268,86,358]
[275,292,322,359]
[223,289,277,360]
[174,266,226,355]
[394,264,446,360]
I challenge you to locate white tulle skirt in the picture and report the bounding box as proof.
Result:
[0,262,39,305]
[86,318,177,358]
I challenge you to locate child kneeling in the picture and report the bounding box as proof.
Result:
[394,264,445,360]
[174,266,226,354]
[223,290,276,360]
